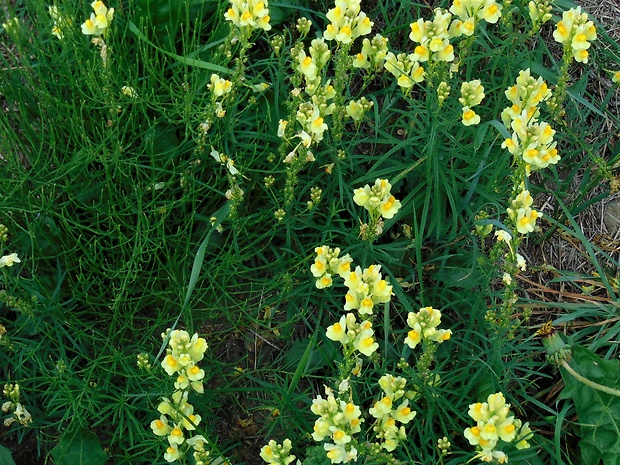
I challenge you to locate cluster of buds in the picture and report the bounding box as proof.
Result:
[403,306,452,349]
[224,0,271,31]
[151,329,209,463]
[368,375,416,452]
[384,52,425,91]
[323,0,373,45]
[449,0,502,36]
[437,81,451,106]
[352,34,389,70]
[345,97,373,123]
[310,246,353,289]
[501,69,558,172]
[326,313,379,357]
[343,264,392,315]
[308,186,323,210]
[459,80,485,126]
[409,9,457,64]
[506,189,541,235]
[464,392,533,463]
[81,1,114,36]
[553,6,596,63]
[527,0,552,30]
[2,384,32,427]
[260,439,297,465]
[49,5,72,40]
[311,389,364,463]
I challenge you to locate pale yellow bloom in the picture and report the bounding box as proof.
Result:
[0,253,20,268]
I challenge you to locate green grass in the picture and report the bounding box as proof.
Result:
[1,0,620,464]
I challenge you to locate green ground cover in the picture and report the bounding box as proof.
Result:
[1,0,620,464]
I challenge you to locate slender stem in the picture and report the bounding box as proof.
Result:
[562,360,620,397]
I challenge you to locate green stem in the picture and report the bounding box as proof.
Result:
[562,360,620,397]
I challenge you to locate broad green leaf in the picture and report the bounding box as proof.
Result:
[559,345,620,465]
[0,444,16,465]
[50,426,108,465]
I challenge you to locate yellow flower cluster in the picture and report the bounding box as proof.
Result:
[224,0,271,31]
[326,313,379,357]
[290,38,337,147]
[310,247,392,314]
[81,1,114,36]
[260,439,296,465]
[403,306,452,349]
[353,178,401,220]
[368,375,416,451]
[352,34,389,70]
[409,9,456,64]
[459,80,485,126]
[501,69,558,172]
[310,246,352,289]
[449,0,502,36]
[506,189,541,235]
[311,391,363,463]
[49,6,72,40]
[343,264,392,315]
[464,392,533,463]
[295,98,333,146]
[152,329,209,463]
[553,7,596,63]
[323,0,373,45]
[384,52,425,90]
[500,69,550,127]
[2,384,32,427]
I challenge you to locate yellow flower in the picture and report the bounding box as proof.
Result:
[326,316,347,342]
[553,21,571,44]
[161,354,180,376]
[164,444,180,462]
[208,74,232,97]
[462,107,480,126]
[150,415,171,436]
[516,208,541,234]
[480,1,501,23]
[167,425,185,445]
[0,253,20,268]
[573,49,589,63]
